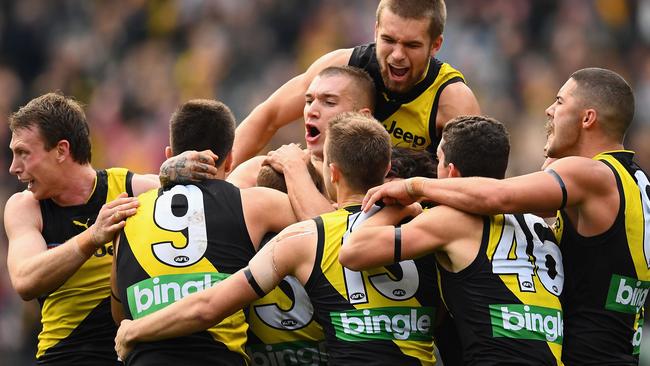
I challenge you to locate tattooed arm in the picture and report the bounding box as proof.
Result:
[159,150,220,188]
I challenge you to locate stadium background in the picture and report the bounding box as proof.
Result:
[0,0,648,364]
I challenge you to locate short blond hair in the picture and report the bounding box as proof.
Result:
[326,112,391,192]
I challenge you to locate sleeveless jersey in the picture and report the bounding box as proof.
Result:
[37,168,132,365]
[348,43,466,154]
[305,205,437,365]
[554,151,650,365]
[116,180,254,365]
[246,234,327,365]
[439,213,564,365]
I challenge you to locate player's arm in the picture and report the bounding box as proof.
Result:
[115,268,260,359]
[231,49,352,167]
[340,206,473,271]
[363,156,609,216]
[241,187,299,249]
[226,155,266,188]
[435,82,481,131]
[264,144,333,220]
[5,192,139,300]
[115,221,317,359]
[130,173,161,196]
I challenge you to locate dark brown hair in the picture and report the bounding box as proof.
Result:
[441,115,510,179]
[170,99,235,167]
[9,92,91,164]
[570,68,635,141]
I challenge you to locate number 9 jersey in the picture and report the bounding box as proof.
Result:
[115,181,255,365]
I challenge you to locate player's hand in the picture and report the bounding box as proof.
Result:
[115,319,135,360]
[89,193,139,247]
[159,150,219,188]
[362,178,423,212]
[263,144,309,173]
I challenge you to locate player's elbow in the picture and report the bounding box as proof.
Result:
[339,243,364,271]
[192,297,223,328]
[12,279,39,301]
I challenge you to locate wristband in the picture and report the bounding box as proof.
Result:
[394,227,402,263]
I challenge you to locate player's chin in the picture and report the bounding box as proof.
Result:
[385,78,413,94]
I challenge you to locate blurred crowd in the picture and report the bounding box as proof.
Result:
[0,0,648,364]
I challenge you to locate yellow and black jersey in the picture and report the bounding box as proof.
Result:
[305,205,437,366]
[349,43,465,154]
[439,213,564,365]
[555,151,650,365]
[246,234,327,365]
[37,168,132,365]
[116,180,254,366]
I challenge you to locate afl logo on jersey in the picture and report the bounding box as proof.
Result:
[393,289,406,297]
[174,255,190,263]
[350,292,365,301]
[281,319,298,327]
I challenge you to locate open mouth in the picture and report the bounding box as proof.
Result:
[305,124,321,142]
[20,179,34,190]
[389,65,408,79]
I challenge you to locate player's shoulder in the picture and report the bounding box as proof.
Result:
[5,190,39,211]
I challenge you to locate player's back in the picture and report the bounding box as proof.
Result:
[439,213,564,365]
[305,205,437,365]
[116,180,255,366]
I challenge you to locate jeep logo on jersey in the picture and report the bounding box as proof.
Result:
[127,272,230,318]
[174,255,189,263]
[383,120,426,149]
[331,307,433,341]
[489,304,563,344]
[606,274,650,314]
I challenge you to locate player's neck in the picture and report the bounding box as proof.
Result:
[577,133,624,159]
[336,187,366,209]
[51,164,97,206]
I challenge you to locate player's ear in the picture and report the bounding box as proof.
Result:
[430,35,443,57]
[164,146,172,159]
[55,139,70,163]
[223,152,234,174]
[329,162,341,184]
[448,163,462,178]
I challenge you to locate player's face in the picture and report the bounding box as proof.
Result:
[544,78,583,159]
[9,127,61,200]
[436,139,450,179]
[304,75,358,159]
[375,9,435,94]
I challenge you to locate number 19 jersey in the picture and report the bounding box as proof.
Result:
[305,205,437,365]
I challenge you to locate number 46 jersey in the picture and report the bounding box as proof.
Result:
[439,213,565,365]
